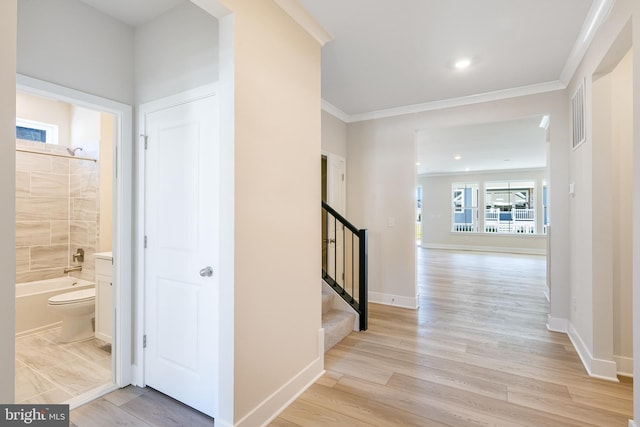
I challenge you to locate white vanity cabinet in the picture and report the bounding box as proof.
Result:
[94,252,113,344]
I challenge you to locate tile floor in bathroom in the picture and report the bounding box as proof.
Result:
[15,327,112,404]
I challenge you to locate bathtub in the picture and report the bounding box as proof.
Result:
[16,277,94,337]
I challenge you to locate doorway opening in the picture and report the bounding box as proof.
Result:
[15,75,133,407]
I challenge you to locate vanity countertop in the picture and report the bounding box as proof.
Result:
[94,251,113,261]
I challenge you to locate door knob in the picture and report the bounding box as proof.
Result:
[199,266,214,277]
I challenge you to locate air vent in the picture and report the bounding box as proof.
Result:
[571,80,586,149]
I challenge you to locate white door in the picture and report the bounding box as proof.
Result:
[327,154,346,284]
[143,93,219,417]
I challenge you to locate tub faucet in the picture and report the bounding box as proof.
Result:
[73,248,84,263]
[64,265,82,273]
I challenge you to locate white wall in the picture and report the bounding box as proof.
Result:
[347,91,570,312]
[17,0,134,105]
[322,109,347,158]
[0,0,16,404]
[565,0,637,381]
[419,168,548,254]
[611,50,633,374]
[134,1,219,104]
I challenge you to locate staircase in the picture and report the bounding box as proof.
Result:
[322,284,356,352]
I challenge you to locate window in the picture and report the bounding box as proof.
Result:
[452,183,478,232]
[16,118,59,144]
[485,181,535,234]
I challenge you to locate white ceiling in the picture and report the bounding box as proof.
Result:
[75,0,605,175]
[78,0,186,27]
[299,0,595,118]
[416,116,548,176]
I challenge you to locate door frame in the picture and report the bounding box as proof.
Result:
[16,74,134,394]
[135,83,220,388]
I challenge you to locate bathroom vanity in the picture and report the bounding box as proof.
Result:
[94,252,113,344]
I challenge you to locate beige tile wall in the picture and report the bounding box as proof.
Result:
[15,140,100,284]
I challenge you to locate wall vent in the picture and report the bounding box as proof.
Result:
[571,80,586,149]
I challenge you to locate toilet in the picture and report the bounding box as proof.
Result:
[47,288,96,342]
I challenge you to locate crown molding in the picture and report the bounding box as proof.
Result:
[273,0,333,46]
[559,0,616,85]
[321,100,351,123]
[323,81,566,124]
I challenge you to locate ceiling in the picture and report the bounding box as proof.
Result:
[416,116,548,175]
[300,0,595,119]
[78,0,186,27]
[76,0,607,175]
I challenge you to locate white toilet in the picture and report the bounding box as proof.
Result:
[47,288,96,343]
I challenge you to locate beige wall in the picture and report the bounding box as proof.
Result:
[16,92,71,146]
[419,168,548,254]
[227,0,323,422]
[0,0,16,404]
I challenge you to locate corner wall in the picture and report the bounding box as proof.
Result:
[0,0,16,404]
[228,1,323,423]
[565,0,637,382]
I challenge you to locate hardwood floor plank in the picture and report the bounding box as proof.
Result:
[333,375,526,427]
[298,382,449,427]
[272,249,633,426]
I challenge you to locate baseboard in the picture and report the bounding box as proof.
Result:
[568,323,619,382]
[546,315,568,333]
[614,355,634,378]
[369,291,419,309]
[421,243,546,256]
[234,331,325,427]
[629,420,638,427]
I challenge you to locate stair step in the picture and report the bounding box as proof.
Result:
[323,309,356,352]
[322,289,334,314]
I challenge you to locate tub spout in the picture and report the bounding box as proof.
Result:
[64,265,82,273]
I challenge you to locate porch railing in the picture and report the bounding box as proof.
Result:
[322,201,368,331]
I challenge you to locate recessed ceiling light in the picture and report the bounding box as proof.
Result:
[465,168,470,172]
[454,58,472,70]
[416,162,421,166]
[454,155,462,160]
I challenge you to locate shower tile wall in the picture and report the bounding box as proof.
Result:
[16,139,100,283]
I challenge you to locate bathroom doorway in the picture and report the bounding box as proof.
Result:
[14,75,133,406]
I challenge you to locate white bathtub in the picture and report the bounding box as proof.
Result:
[16,277,94,337]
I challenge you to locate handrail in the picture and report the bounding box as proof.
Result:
[322,201,368,331]
[321,201,359,234]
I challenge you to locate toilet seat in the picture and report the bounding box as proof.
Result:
[48,288,95,305]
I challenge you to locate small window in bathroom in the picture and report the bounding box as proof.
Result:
[16,118,59,144]
[16,126,46,142]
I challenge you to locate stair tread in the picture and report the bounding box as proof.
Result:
[322,309,356,353]
[322,288,334,314]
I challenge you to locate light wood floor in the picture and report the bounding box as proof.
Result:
[271,248,634,426]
